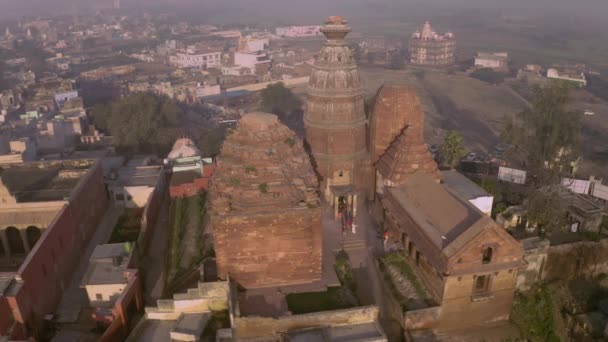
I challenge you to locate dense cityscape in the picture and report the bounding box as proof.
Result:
[0,1,607,341]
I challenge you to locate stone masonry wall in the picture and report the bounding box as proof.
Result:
[545,239,608,281]
[233,306,379,339]
[214,208,322,288]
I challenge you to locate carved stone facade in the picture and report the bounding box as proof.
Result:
[209,113,322,288]
[304,16,370,209]
[409,21,455,67]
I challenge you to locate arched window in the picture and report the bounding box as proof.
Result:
[26,226,42,249]
[338,171,343,177]
[482,247,493,264]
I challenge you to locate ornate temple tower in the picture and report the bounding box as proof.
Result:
[304,16,370,215]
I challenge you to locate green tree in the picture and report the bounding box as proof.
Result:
[91,93,183,154]
[470,68,505,84]
[259,82,302,118]
[197,125,228,157]
[502,82,580,231]
[439,131,467,169]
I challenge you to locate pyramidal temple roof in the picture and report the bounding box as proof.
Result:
[209,112,320,215]
[376,125,440,185]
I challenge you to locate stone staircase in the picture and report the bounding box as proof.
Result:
[338,233,367,253]
[143,281,229,340]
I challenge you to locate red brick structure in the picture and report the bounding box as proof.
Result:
[381,174,524,329]
[370,85,426,165]
[210,113,322,289]
[169,164,214,198]
[366,82,525,329]
[0,160,109,339]
[304,16,370,214]
[167,137,215,198]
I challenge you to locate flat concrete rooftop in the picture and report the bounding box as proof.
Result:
[0,160,95,203]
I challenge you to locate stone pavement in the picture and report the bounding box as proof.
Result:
[54,205,123,326]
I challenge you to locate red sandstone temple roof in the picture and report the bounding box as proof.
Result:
[209,112,320,215]
[375,125,440,185]
[370,85,426,164]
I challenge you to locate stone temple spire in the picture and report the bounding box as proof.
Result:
[305,16,370,205]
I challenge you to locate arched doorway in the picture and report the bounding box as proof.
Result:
[26,226,42,249]
[0,237,5,257]
[6,227,25,254]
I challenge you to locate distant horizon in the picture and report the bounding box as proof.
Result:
[1,0,608,25]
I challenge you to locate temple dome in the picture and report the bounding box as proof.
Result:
[168,137,201,159]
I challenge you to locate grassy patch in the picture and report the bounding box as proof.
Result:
[382,253,435,306]
[286,250,359,314]
[168,197,188,276]
[201,310,230,341]
[286,287,357,314]
[511,286,562,342]
[109,209,143,243]
[377,260,410,311]
[258,183,268,194]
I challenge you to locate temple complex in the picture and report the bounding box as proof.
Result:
[304,16,370,217]
[209,112,322,289]
[368,85,524,329]
[409,21,455,67]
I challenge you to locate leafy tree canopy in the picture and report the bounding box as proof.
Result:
[260,82,302,118]
[439,131,467,169]
[502,82,581,231]
[92,93,183,155]
[197,125,229,158]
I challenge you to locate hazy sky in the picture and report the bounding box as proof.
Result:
[1,0,607,22]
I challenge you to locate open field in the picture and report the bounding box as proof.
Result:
[360,66,608,178]
[360,66,528,151]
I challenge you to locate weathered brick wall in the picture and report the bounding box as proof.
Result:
[447,228,524,275]
[214,208,322,288]
[545,239,608,281]
[8,161,109,338]
[233,306,379,339]
[517,238,550,291]
[441,271,517,329]
[137,171,169,256]
[403,306,441,330]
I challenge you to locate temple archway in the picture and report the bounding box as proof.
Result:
[26,226,42,249]
[6,227,25,254]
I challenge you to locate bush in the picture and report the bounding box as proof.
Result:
[511,286,562,342]
[109,210,142,243]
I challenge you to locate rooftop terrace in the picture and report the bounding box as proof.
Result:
[0,160,95,203]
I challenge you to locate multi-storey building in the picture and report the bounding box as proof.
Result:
[169,48,222,69]
[409,21,455,67]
